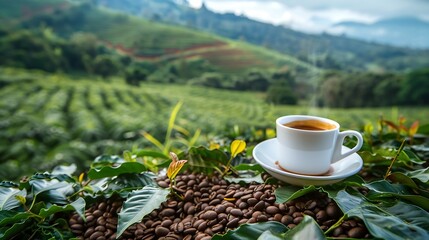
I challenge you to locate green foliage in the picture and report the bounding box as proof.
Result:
[117,186,169,237]
[212,222,288,240]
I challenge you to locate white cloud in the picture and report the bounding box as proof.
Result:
[188,0,429,33]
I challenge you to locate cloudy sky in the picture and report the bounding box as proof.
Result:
[187,0,429,33]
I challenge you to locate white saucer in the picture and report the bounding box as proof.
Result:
[252,138,363,186]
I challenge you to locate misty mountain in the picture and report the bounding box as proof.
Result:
[94,0,429,72]
[334,17,429,49]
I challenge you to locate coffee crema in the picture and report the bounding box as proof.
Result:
[283,119,336,131]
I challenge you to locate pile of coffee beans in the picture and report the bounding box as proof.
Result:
[69,172,370,239]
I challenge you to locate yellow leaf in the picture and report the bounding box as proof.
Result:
[209,141,220,150]
[167,152,187,180]
[230,140,246,158]
[78,172,85,183]
[409,120,419,137]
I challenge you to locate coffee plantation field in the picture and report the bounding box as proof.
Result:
[1,68,428,179]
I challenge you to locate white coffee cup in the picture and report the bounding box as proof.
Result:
[276,115,363,175]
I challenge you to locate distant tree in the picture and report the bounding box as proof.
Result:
[399,68,429,105]
[93,55,120,78]
[265,84,297,105]
[125,67,147,86]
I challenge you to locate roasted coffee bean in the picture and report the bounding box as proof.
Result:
[316,210,327,221]
[226,218,239,228]
[162,219,173,228]
[84,227,95,238]
[161,208,176,217]
[89,231,103,240]
[197,221,207,231]
[238,202,248,209]
[155,226,170,237]
[93,210,103,218]
[281,215,293,225]
[183,227,197,235]
[212,223,224,233]
[348,227,367,238]
[326,204,342,218]
[230,208,243,217]
[70,223,83,231]
[332,227,344,237]
[254,201,265,211]
[96,217,106,225]
[274,213,282,222]
[209,198,221,206]
[202,210,217,220]
[257,214,268,222]
[293,216,303,224]
[214,204,226,214]
[305,200,317,210]
[184,190,194,202]
[95,226,106,232]
[266,206,279,215]
[158,180,169,188]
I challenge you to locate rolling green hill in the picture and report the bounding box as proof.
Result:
[0,0,316,75]
[96,0,429,72]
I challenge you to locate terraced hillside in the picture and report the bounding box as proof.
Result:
[1,0,315,74]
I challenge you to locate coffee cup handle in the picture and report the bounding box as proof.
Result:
[332,130,363,163]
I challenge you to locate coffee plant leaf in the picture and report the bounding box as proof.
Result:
[283,215,326,240]
[234,163,265,173]
[364,180,429,210]
[405,167,429,183]
[0,218,32,240]
[275,185,318,203]
[224,173,263,184]
[0,211,31,227]
[117,186,169,238]
[348,201,429,239]
[180,146,229,174]
[212,222,287,240]
[51,164,77,176]
[256,230,284,240]
[0,187,26,211]
[88,162,147,180]
[38,197,85,219]
[388,172,419,189]
[30,179,73,205]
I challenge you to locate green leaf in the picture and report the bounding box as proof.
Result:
[333,190,365,213]
[0,187,26,210]
[364,180,429,210]
[257,230,284,240]
[275,185,318,203]
[123,150,135,162]
[117,186,169,238]
[348,202,429,240]
[38,197,85,219]
[0,218,32,239]
[234,163,265,173]
[88,162,147,180]
[30,179,73,205]
[51,164,77,176]
[283,215,326,240]
[387,172,419,189]
[180,146,229,174]
[225,173,263,184]
[405,167,429,183]
[134,150,169,159]
[0,211,32,227]
[212,222,287,240]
